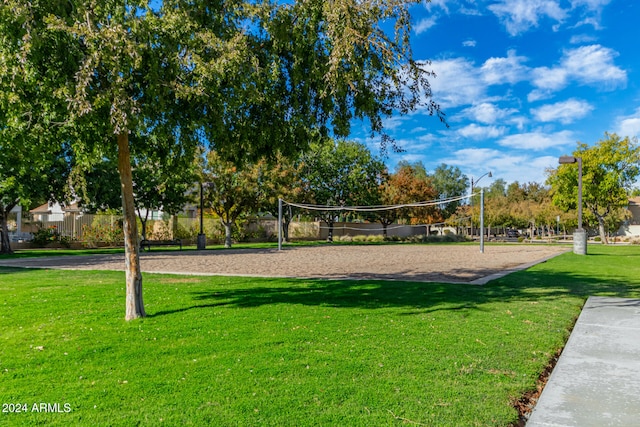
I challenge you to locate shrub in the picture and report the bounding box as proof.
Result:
[31,226,59,247]
[82,218,124,247]
[31,226,72,248]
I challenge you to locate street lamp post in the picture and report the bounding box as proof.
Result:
[470,171,492,242]
[197,182,214,250]
[558,156,586,255]
[197,182,206,250]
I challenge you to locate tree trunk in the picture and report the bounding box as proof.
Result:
[224,222,233,248]
[326,220,334,242]
[140,218,148,241]
[171,215,179,240]
[0,207,13,255]
[596,216,608,244]
[281,205,295,243]
[282,217,291,242]
[137,207,150,241]
[117,132,145,320]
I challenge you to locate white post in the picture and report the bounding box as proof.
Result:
[480,188,485,253]
[278,198,283,251]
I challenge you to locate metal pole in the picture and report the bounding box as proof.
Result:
[470,181,474,239]
[480,188,485,253]
[577,157,583,230]
[197,182,206,250]
[278,198,283,251]
[199,183,204,235]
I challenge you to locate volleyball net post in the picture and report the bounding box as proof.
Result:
[278,198,283,251]
[480,188,485,253]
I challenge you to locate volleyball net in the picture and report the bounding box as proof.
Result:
[277,190,487,252]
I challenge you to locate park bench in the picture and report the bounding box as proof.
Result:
[140,238,182,251]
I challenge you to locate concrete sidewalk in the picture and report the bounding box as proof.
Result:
[527,296,640,426]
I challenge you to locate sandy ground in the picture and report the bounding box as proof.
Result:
[0,244,569,284]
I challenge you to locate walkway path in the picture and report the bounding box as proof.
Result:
[527,296,640,426]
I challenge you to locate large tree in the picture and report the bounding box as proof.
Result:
[7,0,444,320]
[301,139,385,241]
[0,1,75,254]
[431,163,468,219]
[202,151,263,248]
[259,155,305,243]
[378,162,439,236]
[132,134,199,240]
[41,1,204,320]
[547,133,640,243]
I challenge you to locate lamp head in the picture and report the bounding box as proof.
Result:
[559,156,577,164]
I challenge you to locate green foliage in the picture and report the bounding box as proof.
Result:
[302,139,385,208]
[3,246,640,425]
[548,133,640,243]
[81,216,124,248]
[431,163,469,218]
[379,161,440,227]
[132,133,199,219]
[75,159,122,213]
[31,226,71,248]
[202,152,266,248]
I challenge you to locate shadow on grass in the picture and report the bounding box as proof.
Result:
[148,253,640,318]
[0,266,37,275]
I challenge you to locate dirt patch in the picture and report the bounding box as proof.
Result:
[510,349,562,426]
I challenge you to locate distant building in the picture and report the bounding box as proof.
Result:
[29,201,81,222]
[618,197,640,237]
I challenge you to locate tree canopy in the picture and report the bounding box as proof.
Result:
[300,139,385,241]
[2,0,445,319]
[547,133,640,243]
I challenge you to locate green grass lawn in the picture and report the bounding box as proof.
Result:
[1,245,639,426]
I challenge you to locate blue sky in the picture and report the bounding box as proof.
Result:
[356,0,640,187]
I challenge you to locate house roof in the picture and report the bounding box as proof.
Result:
[29,201,81,214]
[29,203,51,214]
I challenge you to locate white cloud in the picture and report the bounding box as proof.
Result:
[415,16,438,35]
[615,108,640,138]
[531,44,626,92]
[462,39,477,47]
[488,155,559,185]
[480,49,530,85]
[457,124,506,139]
[527,89,554,102]
[485,0,612,35]
[531,99,594,124]
[531,66,569,91]
[439,148,558,185]
[441,148,531,182]
[571,0,612,8]
[459,103,519,125]
[425,0,449,13]
[442,147,511,168]
[488,0,568,36]
[570,34,598,44]
[427,58,486,108]
[563,45,626,88]
[498,130,575,150]
[382,116,408,131]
